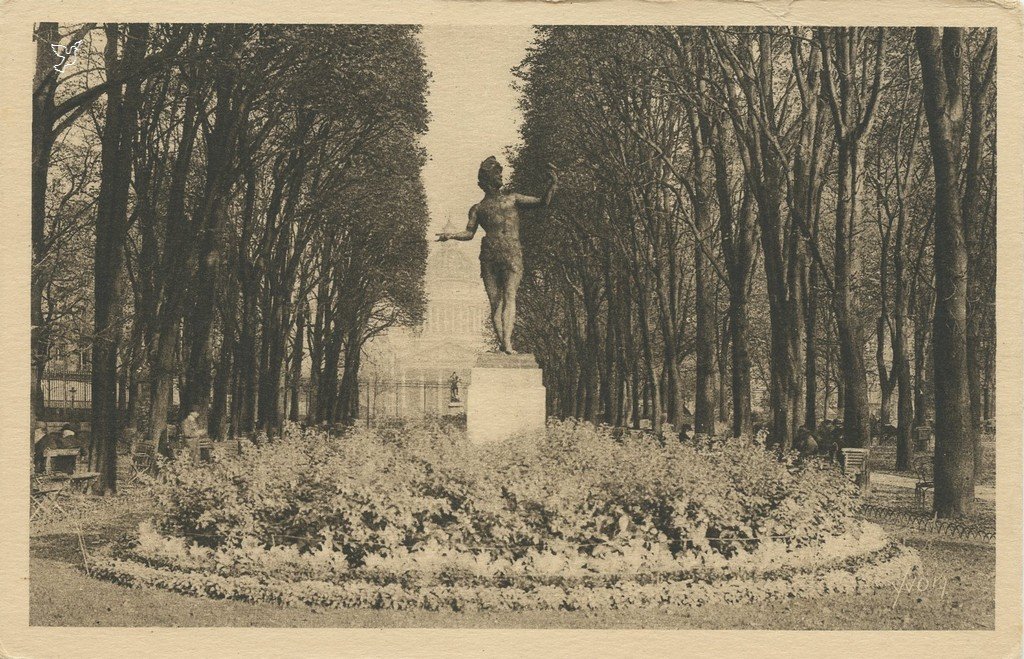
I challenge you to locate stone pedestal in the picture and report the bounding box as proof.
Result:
[466,353,546,445]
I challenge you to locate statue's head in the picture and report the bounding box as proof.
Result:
[478,156,503,193]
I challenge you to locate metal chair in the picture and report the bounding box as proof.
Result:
[840,447,871,492]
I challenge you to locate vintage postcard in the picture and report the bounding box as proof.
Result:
[0,0,1021,657]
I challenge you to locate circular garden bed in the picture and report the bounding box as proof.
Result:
[92,420,918,611]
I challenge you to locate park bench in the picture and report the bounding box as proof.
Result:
[179,435,214,463]
[196,436,213,462]
[914,457,934,507]
[41,446,99,492]
[914,425,934,452]
[839,447,871,493]
[42,447,80,475]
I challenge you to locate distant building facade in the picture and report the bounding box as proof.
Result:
[360,238,490,419]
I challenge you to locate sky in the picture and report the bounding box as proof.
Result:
[419,25,535,240]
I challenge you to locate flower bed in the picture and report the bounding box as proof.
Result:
[92,420,917,610]
[91,538,917,611]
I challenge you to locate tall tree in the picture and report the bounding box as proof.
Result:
[817,27,886,449]
[915,27,975,517]
[90,23,150,493]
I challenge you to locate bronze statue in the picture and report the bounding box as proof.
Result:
[449,371,461,402]
[436,157,557,353]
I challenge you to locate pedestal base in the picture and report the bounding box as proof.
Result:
[466,353,546,445]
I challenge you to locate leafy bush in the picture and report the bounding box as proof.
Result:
[94,419,911,611]
[91,539,919,611]
[149,419,862,571]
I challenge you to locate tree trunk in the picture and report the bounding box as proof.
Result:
[236,319,258,436]
[913,292,933,427]
[893,164,915,471]
[894,315,914,471]
[831,140,871,449]
[963,31,996,479]
[804,260,818,431]
[338,323,364,425]
[636,285,661,433]
[209,341,231,441]
[257,296,287,436]
[916,27,975,517]
[90,24,149,494]
[147,320,177,455]
[694,228,717,435]
[759,197,803,451]
[31,22,62,434]
[289,303,306,423]
[582,278,601,424]
[319,330,342,423]
[876,316,895,429]
[714,131,754,438]
[717,314,730,425]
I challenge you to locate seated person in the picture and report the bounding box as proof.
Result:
[795,426,818,456]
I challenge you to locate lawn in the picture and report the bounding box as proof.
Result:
[29,487,994,629]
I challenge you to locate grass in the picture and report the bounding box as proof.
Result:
[29,485,994,629]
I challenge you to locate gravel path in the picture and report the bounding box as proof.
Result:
[870,471,995,502]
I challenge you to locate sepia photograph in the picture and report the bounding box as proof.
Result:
[3,8,1020,650]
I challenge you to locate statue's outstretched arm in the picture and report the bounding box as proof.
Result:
[514,165,558,209]
[436,205,479,241]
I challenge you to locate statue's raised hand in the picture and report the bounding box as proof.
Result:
[435,232,449,242]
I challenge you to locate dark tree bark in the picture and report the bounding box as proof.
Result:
[891,166,917,471]
[209,341,231,441]
[804,259,818,431]
[180,31,251,426]
[288,301,306,423]
[893,303,914,470]
[90,24,150,494]
[916,26,975,517]
[337,322,364,425]
[693,150,717,436]
[713,30,806,448]
[716,312,730,425]
[713,125,754,438]
[145,87,202,450]
[581,275,602,425]
[876,315,895,429]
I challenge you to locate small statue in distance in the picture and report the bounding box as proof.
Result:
[449,371,462,403]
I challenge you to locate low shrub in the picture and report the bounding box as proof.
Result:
[149,419,861,570]
[114,516,893,585]
[91,539,919,611]
[91,419,913,610]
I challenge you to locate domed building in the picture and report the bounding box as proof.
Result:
[361,231,491,419]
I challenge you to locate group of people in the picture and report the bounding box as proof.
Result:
[750,420,847,461]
